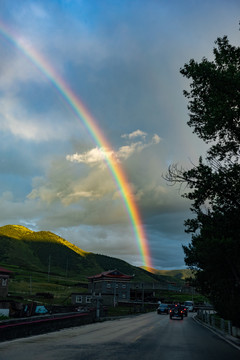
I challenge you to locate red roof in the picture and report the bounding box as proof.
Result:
[87,269,133,280]
[0,267,12,274]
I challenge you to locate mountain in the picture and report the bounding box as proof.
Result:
[0,225,161,283]
[141,266,194,280]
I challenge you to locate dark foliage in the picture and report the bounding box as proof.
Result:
[165,33,240,325]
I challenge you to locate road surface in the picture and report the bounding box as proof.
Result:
[0,312,239,360]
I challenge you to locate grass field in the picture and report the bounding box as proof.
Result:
[2,263,88,306]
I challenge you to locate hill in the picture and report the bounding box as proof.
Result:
[141,267,194,281]
[0,225,160,283]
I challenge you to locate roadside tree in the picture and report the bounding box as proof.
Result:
[165,34,240,325]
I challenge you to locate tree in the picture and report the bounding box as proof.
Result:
[181,35,240,162]
[165,35,240,325]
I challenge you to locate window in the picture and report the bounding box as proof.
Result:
[122,284,126,289]
[86,296,92,303]
[122,293,126,299]
[107,283,111,288]
[75,295,82,303]
[115,284,119,289]
[1,279,7,287]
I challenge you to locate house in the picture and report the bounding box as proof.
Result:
[0,267,12,297]
[71,293,93,307]
[0,266,12,317]
[71,269,134,307]
[88,269,133,306]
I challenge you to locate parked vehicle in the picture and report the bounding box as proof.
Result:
[169,304,184,320]
[157,303,169,315]
[184,300,194,312]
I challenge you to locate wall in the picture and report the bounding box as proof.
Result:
[0,311,95,342]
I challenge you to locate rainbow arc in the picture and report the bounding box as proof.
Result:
[0,20,152,268]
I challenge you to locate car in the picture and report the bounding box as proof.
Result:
[184,300,194,312]
[169,304,184,320]
[157,303,169,315]
[180,305,188,317]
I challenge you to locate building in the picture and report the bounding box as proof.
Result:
[0,267,12,298]
[71,293,93,307]
[0,267,12,317]
[88,269,133,306]
[71,269,134,307]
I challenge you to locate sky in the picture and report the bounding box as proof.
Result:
[0,0,239,270]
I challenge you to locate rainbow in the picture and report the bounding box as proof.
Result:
[0,20,152,268]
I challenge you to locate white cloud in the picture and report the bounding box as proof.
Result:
[0,43,47,90]
[66,131,161,167]
[0,96,78,142]
[122,129,147,140]
[152,134,161,144]
[118,142,148,160]
[66,147,114,167]
[0,112,43,141]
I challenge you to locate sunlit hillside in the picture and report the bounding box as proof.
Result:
[0,225,88,257]
[0,225,160,283]
[141,266,195,280]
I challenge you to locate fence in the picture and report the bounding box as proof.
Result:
[197,309,240,339]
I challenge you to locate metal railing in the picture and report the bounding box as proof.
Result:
[197,309,240,339]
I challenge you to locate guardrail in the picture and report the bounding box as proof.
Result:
[197,309,240,339]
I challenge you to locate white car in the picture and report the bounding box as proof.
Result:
[184,301,194,312]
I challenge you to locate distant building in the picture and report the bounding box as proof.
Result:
[71,293,93,307]
[71,269,134,307]
[0,267,12,297]
[88,269,133,306]
[0,267,12,317]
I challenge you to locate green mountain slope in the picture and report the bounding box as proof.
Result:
[0,225,158,282]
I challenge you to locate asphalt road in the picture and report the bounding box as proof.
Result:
[0,312,239,360]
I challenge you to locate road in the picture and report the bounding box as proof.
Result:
[0,312,239,360]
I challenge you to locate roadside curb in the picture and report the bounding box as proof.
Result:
[193,315,240,351]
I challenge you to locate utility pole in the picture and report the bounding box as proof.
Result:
[66,257,68,278]
[48,255,51,282]
[29,274,32,295]
[114,282,116,308]
[141,283,144,312]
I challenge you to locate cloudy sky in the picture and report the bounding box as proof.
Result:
[0,0,239,270]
